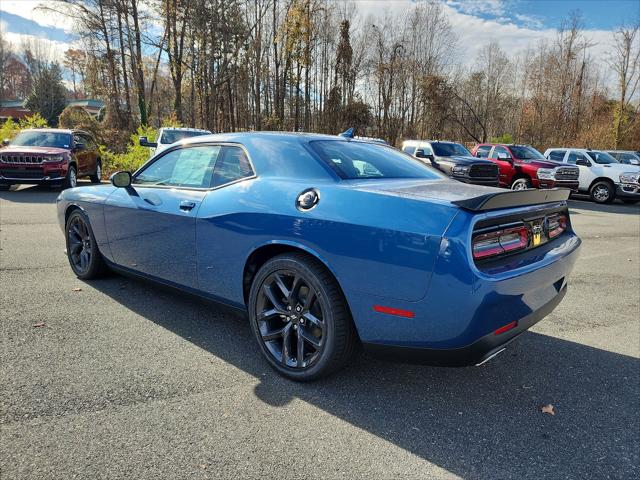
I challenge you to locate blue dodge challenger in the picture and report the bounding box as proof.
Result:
[57,132,581,380]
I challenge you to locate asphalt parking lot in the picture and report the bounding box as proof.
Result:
[1,184,638,480]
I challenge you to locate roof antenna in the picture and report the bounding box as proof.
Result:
[339,127,354,139]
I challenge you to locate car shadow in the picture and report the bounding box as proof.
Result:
[568,196,639,213]
[0,182,98,204]
[90,274,639,479]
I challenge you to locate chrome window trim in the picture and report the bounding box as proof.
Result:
[131,141,258,192]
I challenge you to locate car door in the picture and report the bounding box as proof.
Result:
[104,144,221,288]
[81,133,98,175]
[72,132,91,176]
[566,151,592,191]
[195,145,257,303]
[488,146,514,187]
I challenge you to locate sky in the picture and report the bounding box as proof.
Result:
[0,0,638,86]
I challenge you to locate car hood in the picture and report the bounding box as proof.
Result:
[0,146,70,155]
[597,163,640,172]
[436,155,494,165]
[519,159,564,168]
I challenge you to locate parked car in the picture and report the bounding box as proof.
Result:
[0,128,101,191]
[58,132,581,380]
[402,140,499,186]
[606,150,640,165]
[543,148,640,204]
[139,127,211,157]
[472,143,579,191]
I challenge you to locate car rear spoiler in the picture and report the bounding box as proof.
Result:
[452,188,570,212]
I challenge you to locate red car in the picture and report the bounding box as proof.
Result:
[472,143,579,191]
[0,128,101,190]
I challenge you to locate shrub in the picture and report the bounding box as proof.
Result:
[490,133,514,144]
[0,114,49,142]
[0,119,19,141]
[102,125,158,175]
[59,106,101,141]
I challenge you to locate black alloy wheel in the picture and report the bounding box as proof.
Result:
[249,253,357,381]
[65,210,107,279]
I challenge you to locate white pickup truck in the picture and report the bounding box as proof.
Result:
[543,148,640,204]
[139,127,211,158]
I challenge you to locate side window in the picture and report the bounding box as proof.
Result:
[73,133,84,148]
[620,153,635,162]
[491,146,509,159]
[475,145,491,158]
[548,150,566,161]
[211,146,254,188]
[80,134,96,150]
[421,145,433,155]
[402,145,416,155]
[567,152,588,165]
[134,146,220,188]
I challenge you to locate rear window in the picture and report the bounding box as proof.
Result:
[310,141,441,180]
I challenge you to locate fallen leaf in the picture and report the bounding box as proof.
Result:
[72,287,83,292]
[33,322,46,328]
[199,464,209,470]
[540,404,555,416]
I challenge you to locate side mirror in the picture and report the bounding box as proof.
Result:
[139,136,158,148]
[415,149,426,158]
[497,152,512,162]
[2,139,9,147]
[576,159,591,167]
[74,142,86,151]
[110,171,132,188]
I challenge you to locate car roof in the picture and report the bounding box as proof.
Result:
[21,128,74,134]
[159,127,211,132]
[180,131,366,146]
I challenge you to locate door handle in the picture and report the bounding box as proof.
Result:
[179,200,197,211]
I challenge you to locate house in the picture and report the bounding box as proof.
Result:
[0,99,105,121]
[0,100,31,121]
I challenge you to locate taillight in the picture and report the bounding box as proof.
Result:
[472,225,528,260]
[548,214,567,239]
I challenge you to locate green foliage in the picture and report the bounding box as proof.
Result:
[25,63,67,126]
[0,114,49,142]
[0,119,19,141]
[19,113,49,130]
[101,125,157,175]
[490,133,514,144]
[161,112,183,128]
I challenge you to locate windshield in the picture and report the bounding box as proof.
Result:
[431,142,471,157]
[10,131,72,149]
[310,140,442,180]
[586,151,619,165]
[509,145,545,160]
[160,130,210,144]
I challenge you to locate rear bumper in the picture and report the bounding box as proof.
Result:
[363,284,566,366]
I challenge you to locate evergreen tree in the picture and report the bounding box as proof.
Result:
[25,63,67,127]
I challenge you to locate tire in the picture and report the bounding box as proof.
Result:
[0,184,11,191]
[63,164,78,189]
[622,199,639,205]
[248,252,357,381]
[90,160,102,183]
[589,181,614,204]
[65,210,107,279]
[510,177,531,191]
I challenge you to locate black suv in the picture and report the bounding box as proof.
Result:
[402,140,499,187]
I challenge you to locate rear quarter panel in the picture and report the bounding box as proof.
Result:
[195,177,459,306]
